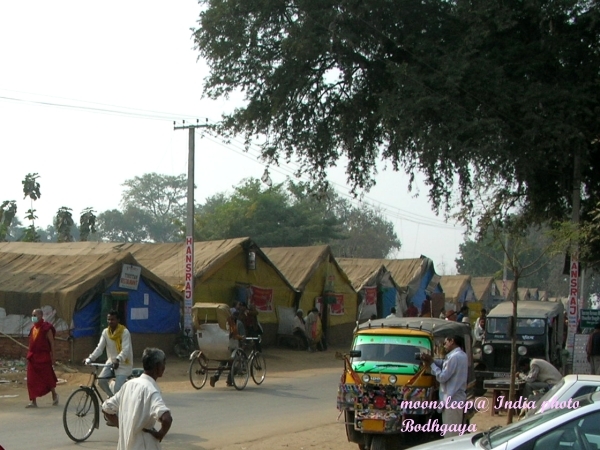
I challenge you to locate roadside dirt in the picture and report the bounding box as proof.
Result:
[0,348,508,449]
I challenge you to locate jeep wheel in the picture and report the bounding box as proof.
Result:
[344,411,364,446]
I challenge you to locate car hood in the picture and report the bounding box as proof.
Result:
[408,433,484,450]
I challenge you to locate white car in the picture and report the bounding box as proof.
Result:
[524,374,600,417]
[408,391,600,450]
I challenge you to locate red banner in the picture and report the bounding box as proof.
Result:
[250,286,273,312]
[363,286,377,306]
[329,293,345,315]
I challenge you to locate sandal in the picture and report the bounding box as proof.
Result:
[25,403,38,408]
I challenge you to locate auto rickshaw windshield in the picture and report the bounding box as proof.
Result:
[352,335,432,365]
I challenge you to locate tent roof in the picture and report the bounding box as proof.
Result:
[488,300,564,318]
[0,250,182,322]
[440,275,471,302]
[0,239,295,291]
[381,257,428,287]
[471,277,494,302]
[494,279,515,297]
[263,245,353,291]
[336,258,390,291]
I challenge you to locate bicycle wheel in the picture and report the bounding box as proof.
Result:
[231,350,249,391]
[63,388,99,442]
[250,352,267,385]
[189,352,209,390]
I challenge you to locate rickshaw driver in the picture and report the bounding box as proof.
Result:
[210,310,246,387]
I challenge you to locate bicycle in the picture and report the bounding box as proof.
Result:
[174,326,197,358]
[243,337,267,385]
[62,363,142,442]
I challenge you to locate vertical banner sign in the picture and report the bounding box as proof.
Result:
[567,255,579,364]
[184,237,194,330]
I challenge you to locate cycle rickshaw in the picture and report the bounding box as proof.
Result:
[188,302,266,391]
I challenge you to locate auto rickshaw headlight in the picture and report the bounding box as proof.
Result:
[483,344,493,354]
[518,346,528,356]
[362,374,371,383]
[388,375,397,385]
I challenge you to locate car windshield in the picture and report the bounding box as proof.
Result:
[351,334,431,373]
[486,317,546,336]
[483,397,593,448]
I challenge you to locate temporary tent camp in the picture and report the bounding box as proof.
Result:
[0,249,182,361]
[263,245,357,346]
[336,258,402,320]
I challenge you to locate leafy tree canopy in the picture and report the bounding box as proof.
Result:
[195,177,401,257]
[194,0,600,258]
[97,173,188,243]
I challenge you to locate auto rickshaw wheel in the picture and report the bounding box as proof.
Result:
[370,435,386,450]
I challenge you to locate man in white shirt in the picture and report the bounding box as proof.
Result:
[420,335,468,438]
[86,310,133,397]
[518,357,562,398]
[102,347,172,450]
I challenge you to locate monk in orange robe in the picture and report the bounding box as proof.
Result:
[26,309,58,408]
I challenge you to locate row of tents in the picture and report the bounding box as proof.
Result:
[0,239,543,360]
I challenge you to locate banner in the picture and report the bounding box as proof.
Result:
[251,286,274,312]
[329,293,345,316]
[363,286,377,306]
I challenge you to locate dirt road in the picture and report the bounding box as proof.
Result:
[0,347,508,449]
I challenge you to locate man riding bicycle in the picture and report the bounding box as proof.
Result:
[85,310,133,397]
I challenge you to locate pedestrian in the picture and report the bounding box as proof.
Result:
[85,310,133,398]
[420,295,432,317]
[305,308,324,351]
[243,303,262,352]
[404,302,418,317]
[102,347,173,450]
[517,357,562,398]
[587,323,600,375]
[420,335,468,438]
[456,305,469,323]
[210,310,245,387]
[292,309,311,350]
[386,307,398,319]
[473,317,486,346]
[26,308,59,408]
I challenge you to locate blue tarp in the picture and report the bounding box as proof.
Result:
[72,277,180,338]
[381,287,397,318]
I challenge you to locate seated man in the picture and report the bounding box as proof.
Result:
[517,357,562,398]
[210,310,245,387]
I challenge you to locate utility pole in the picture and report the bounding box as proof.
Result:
[174,119,209,333]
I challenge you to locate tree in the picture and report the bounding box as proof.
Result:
[195,178,346,246]
[96,208,155,243]
[0,200,17,241]
[21,173,41,242]
[54,206,75,243]
[330,202,401,258]
[97,173,188,243]
[79,207,97,242]
[456,227,567,297]
[194,0,600,262]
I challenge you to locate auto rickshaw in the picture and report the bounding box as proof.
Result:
[337,317,476,450]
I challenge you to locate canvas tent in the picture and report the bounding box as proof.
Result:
[336,258,402,320]
[494,279,515,302]
[263,245,357,346]
[440,275,475,315]
[0,239,298,345]
[0,248,182,360]
[383,256,442,315]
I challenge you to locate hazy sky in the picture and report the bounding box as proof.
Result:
[0,1,466,274]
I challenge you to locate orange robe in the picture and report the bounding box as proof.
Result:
[27,320,57,400]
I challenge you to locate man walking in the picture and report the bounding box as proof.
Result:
[420,335,468,438]
[26,309,59,408]
[102,348,173,450]
[86,310,133,397]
